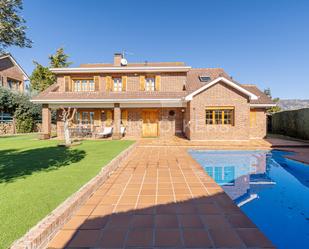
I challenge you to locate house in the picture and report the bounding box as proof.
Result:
[31,53,275,140]
[0,53,29,92]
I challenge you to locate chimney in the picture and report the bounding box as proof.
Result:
[113,53,122,66]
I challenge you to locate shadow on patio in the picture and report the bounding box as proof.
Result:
[48,193,275,249]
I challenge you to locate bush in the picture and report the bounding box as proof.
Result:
[0,87,41,133]
[16,116,34,133]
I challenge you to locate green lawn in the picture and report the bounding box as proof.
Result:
[0,134,134,249]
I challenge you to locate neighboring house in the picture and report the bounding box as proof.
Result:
[32,53,275,140]
[0,53,29,93]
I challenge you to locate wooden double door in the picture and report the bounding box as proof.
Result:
[142,110,158,137]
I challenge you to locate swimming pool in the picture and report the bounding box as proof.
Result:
[189,150,309,249]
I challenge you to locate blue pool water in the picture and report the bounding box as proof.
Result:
[189,150,309,249]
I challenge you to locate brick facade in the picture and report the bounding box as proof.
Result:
[37,55,272,141]
[186,82,251,140]
[249,108,267,139]
[0,57,25,92]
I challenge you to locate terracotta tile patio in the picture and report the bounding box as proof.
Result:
[48,146,275,249]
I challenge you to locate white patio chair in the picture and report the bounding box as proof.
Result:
[120,126,126,136]
[97,126,113,138]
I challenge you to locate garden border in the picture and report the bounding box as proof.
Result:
[10,142,136,249]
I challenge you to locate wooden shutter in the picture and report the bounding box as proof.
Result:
[94,76,100,91]
[64,76,71,92]
[106,110,113,126]
[105,76,112,91]
[121,110,128,126]
[140,75,145,91]
[94,110,101,126]
[250,110,256,127]
[155,75,161,91]
[122,76,127,91]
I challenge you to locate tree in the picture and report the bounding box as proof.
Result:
[30,48,72,92]
[60,107,76,146]
[30,61,55,92]
[0,0,32,52]
[49,48,72,68]
[264,88,272,98]
[264,88,281,113]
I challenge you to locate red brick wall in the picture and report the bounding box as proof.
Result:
[187,82,251,140]
[56,72,186,92]
[249,108,267,139]
[0,57,25,92]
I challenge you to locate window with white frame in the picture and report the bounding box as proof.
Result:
[113,78,122,92]
[73,79,95,92]
[89,80,95,91]
[81,80,87,91]
[145,77,155,91]
[74,80,81,92]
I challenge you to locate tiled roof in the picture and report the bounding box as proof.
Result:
[32,88,186,100]
[32,67,273,105]
[186,68,231,92]
[241,84,274,105]
[79,62,186,68]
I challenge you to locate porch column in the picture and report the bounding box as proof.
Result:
[41,104,51,139]
[112,103,121,139]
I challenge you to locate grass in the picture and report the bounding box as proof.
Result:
[0,134,134,249]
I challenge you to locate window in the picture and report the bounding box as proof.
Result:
[89,80,95,91]
[89,112,94,125]
[7,78,19,90]
[75,112,81,124]
[74,80,81,92]
[113,78,122,91]
[199,76,211,82]
[145,77,155,91]
[205,108,234,125]
[81,80,87,91]
[73,79,95,92]
[82,112,89,124]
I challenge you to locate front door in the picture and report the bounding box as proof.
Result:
[142,110,158,137]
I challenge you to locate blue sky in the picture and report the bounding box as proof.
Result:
[8,0,309,99]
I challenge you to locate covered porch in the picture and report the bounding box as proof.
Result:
[41,103,186,140]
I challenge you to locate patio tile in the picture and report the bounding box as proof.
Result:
[47,145,272,249]
[91,205,114,216]
[98,228,127,248]
[156,205,177,214]
[67,229,101,248]
[155,229,182,247]
[227,214,257,228]
[62,216,87,230]
[155,214,179,228]
[201,214,231,229]
[178,214,204,228]
[79,215,109,230]
[209,228,244,248]
[131,214,154,228]
[237,228,274,247]
[48,230,76,248]
[183,229,213,248]
[126,228,153,247]
[107,214,133,228]
[197,203,222,214]
[75,205,96,216]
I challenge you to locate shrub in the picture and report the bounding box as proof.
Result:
[16,116,34,133]
[0,87,41,133]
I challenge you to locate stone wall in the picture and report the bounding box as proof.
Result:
[0,123,56,136]
[272,108,309,140]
